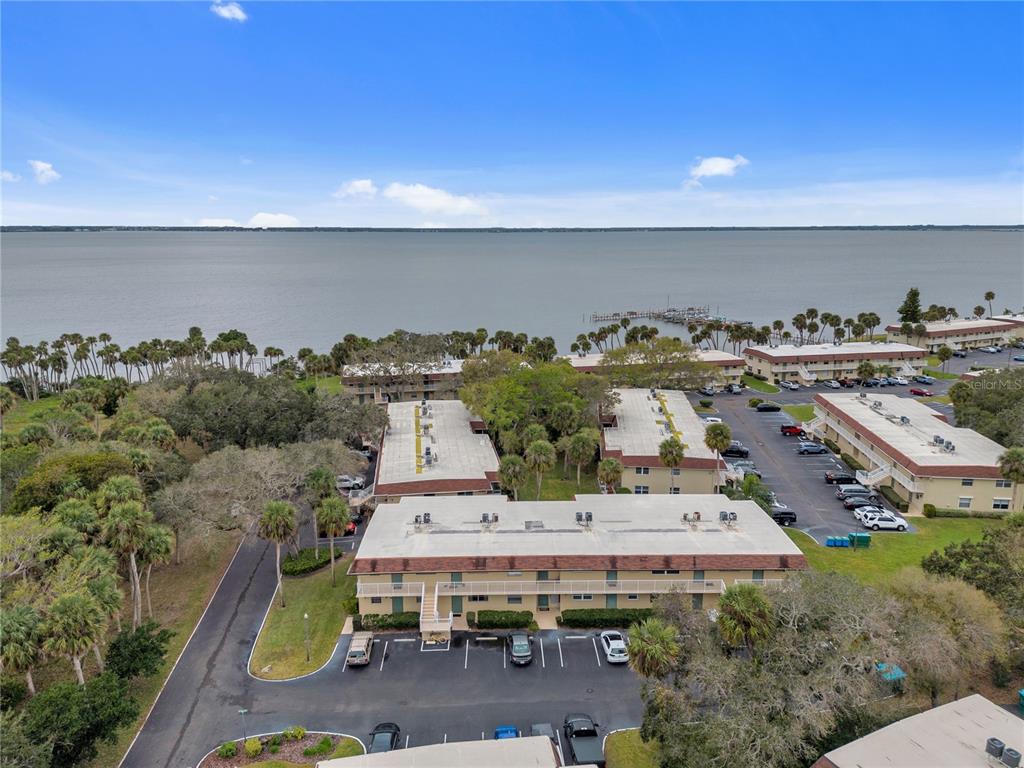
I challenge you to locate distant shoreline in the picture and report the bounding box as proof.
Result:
[3,224,1022,233]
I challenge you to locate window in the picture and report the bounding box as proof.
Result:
[996,479,1012,488]
[693,570,704,581]
[993,498,1011,511]
[961,479,974,487]
[958,497,972,509]
[571,594,594,601]
[670,487,681,495]
[507,571,522,576]
[370,597,382,604]
[634,485,650,495]
[626,594,639,601]
[652,569,680,575]
[507,596,523,604]
[752,570,764,581]
[670,468,681,476]
[635,467,650,475]
[468,595,488,603]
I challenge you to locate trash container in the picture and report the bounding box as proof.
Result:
[848,532,872,548]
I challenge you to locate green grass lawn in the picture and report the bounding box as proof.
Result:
[294,376,343,395]
[782,403,815,422]
[923,368,960,380]
[605,729,660,768]
[249,558,356,680]
[742,374,780,394]
[530,465,602,500]
[2,395,63,434]
[921,395,952,405]
[785,518,1000,586]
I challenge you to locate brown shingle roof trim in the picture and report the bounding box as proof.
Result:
[374,479,495,496]
[352,553,808,574]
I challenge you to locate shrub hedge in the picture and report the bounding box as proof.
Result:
[877,486,909,513]
[558,608,654,628]
[698,399,713,408]
[475,610,534,629]
[216,742,238,759]
[280,547,332,576]
[839,452,863,471]
[244,737,263,758]
[359,612,420,630]
[922,503,1005,519]
[747,398,763,408]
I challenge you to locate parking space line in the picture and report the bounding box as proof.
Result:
[342,656,348,673]
[557,637,564,668]
[464,641,469,670]
[405,735,409,749]
[480,731,485,740]
[503,644,507,669]
[379,641,388,672]
[555,729,565,763]
[565,634,589,639]
[592,637,602,667]
[443,734,447,744]
[539,637,545,668]
[393,638,415,643]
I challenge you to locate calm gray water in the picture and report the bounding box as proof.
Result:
[2,230,1022,354]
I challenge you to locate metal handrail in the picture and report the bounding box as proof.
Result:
[436,579,726,596]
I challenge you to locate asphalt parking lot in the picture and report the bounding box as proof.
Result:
[336,629,640,754]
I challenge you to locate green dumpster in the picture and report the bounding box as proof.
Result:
[848,532,872,549]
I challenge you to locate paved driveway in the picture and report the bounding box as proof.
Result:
[121,536,643,768]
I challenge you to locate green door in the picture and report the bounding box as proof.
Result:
[391,597,404,614]
[606,594,618,609]
[538,595,549,611]
[450,572,462,615]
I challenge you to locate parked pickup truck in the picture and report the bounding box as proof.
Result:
[780,424,806,436]
[564,714,605,767]
[345,632,374,667]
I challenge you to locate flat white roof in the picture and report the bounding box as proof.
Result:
[821,694,1023,768]
[887,318,1015,334]
[317,735,561,768]
[993,313,1024,326]
[604,388,716,460]
[563,350,743,368]
[342,359,465,378]
[355,494,803,561]
[745,342,924,360]
[815,393,1007,469]
[376,400,498,487]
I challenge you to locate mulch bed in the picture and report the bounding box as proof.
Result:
[199,733,356,767]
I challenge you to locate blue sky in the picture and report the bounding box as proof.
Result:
[2,1,1022,226]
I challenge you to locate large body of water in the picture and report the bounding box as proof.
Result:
[2,229,1022,354]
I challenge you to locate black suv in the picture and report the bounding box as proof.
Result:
[507,632,533,666]
[771,509,797,526]
[755,402,781,412]
[824,471,857,485]
[722,442,750,458]
[367,723,401,753]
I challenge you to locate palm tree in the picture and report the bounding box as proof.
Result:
[997,447,1024,513]
[0,605,43,695]
[703,422,732,491]
[627,617,680,678]
[259,501,297,608]
[985,290,995,318]
[597,457,623,494]
[499,455,527,501]
[717,583,774,651]
[103,500,153,629]
[658,437,686,493]
[43,591,106,685]
[936,345,953,372]
[524,440,557,500]
[138,525,173,620]
[856,361,876,384]
[305,467,335,554]
[0,385,15,430]
[96,475,144,515]
[567,429,600,488]
[318,497,350,587]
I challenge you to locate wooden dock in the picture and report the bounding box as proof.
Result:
[590,305,751,326]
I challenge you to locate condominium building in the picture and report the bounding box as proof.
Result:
[352,494,807,639]
[885,318,1017,352]
[742,342,926,386]
[808,393,1019,515]
[341,359,464,404]
[601,388,723,494]
[992,313,1024,341]
[564,350,744,386]
[373,399,500,502]
[812,694,1023,768]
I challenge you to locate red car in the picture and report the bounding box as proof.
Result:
[780,424,806,436]
[342,521,358,536]
[909,388,933,397]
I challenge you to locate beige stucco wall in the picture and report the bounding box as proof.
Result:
[624,465,717,494]
[744,355,926,384]
[886,330,1009,353]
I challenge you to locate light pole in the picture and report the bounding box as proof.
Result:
[239,708,248,741]
[304,612,311,663]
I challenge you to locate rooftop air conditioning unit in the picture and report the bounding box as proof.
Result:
[649,388,657,397]
[481,513,490,524]
[987,738,1006,760]
[423,512,431,524]
[900,416,910,425]
[425,446,431,456]
[945,443,956,453]
[934,434,944,444]
[414,515,422,525]
[873,401,883,408]
[1002,748,1022,768]
[421,399,427,406]
[719,510,729,522]
[424,454,433,466]
[682,513,690,522]
[575,511,584,524]
[859,392,868,399]
[491,514,499,525]
[729,511,738,522]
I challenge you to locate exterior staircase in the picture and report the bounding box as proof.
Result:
[798,365,818,384]
[856,465,891,487]
[418,584,452,640]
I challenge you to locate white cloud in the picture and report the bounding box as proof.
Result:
[1,170,21,182]
[383,182,487,216]
[240,157,254,165]
[688,154,750,183]
[198,217,241,227]
[334,179,378,199]
[28,160,61,185]
[247,212,300,228]
[208,195,219,202]
[210,1,247,22]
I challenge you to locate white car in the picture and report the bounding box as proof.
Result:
[980,346,999,354]
[702,416,723,425]
[861,511,908,531]
[852,504,886,522]
[823,380,841,389]
[780,381,801,390]
[891,376,908,385]
[336,474,366,491]
[599,630,629,664]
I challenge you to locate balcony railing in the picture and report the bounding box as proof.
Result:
[733,579,786,587]
[356,582,426,598]
[823,418,920,493]
[437,579,726,597]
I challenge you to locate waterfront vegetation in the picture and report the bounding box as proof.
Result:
[249,559,356,680]
[741,374,780,393]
